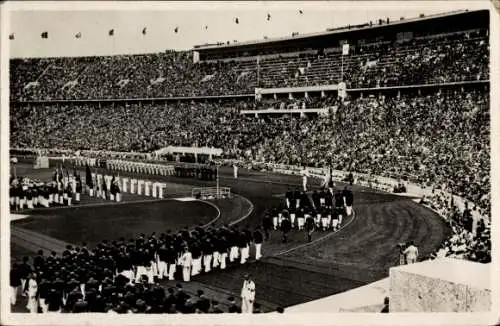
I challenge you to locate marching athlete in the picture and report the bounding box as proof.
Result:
[334,190,345,225]
[281,217,291,244]
[305,214,315,242]
[253,227,263,260]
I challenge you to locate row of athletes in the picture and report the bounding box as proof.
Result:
[265,206,346,233]
[107,160,216,181]
[284,187,354,212]
[94,225,266,285]
[9,178,83,210]
[106,160,172,175]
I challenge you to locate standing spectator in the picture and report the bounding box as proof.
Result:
[404,241,419,264]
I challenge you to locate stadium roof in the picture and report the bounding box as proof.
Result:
[192,9,481,52]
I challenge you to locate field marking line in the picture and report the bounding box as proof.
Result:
[200,200,222,228]
[229,193,255,226]
[9,194,209,213]
[274,209,358,257]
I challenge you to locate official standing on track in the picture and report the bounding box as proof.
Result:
[301,168,309,192]
[404,241,419,264]
[233,163,239,179]
[241,273,256,313]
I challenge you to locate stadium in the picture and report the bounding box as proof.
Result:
[6,4,492,317]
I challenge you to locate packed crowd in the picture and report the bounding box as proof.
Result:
[10,223,267,314]
[11,88,490,218]
[254,30,488,89]
[10,31,488,101]
[422,192,491,263]
[242,89,490,217]
[10,52,256,101]
[254,95,339,110]
[10,99,252,152]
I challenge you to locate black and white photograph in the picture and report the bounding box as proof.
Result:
[1,1,498,325]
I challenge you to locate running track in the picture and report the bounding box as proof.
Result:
[10,164,450,312]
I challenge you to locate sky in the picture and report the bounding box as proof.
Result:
[5,1,490,58]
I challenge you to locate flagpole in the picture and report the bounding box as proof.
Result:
[341,52,344,83]
[257,56,260,87]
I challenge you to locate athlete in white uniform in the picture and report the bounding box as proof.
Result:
[241,274,256,314]
[180,247,193,282]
